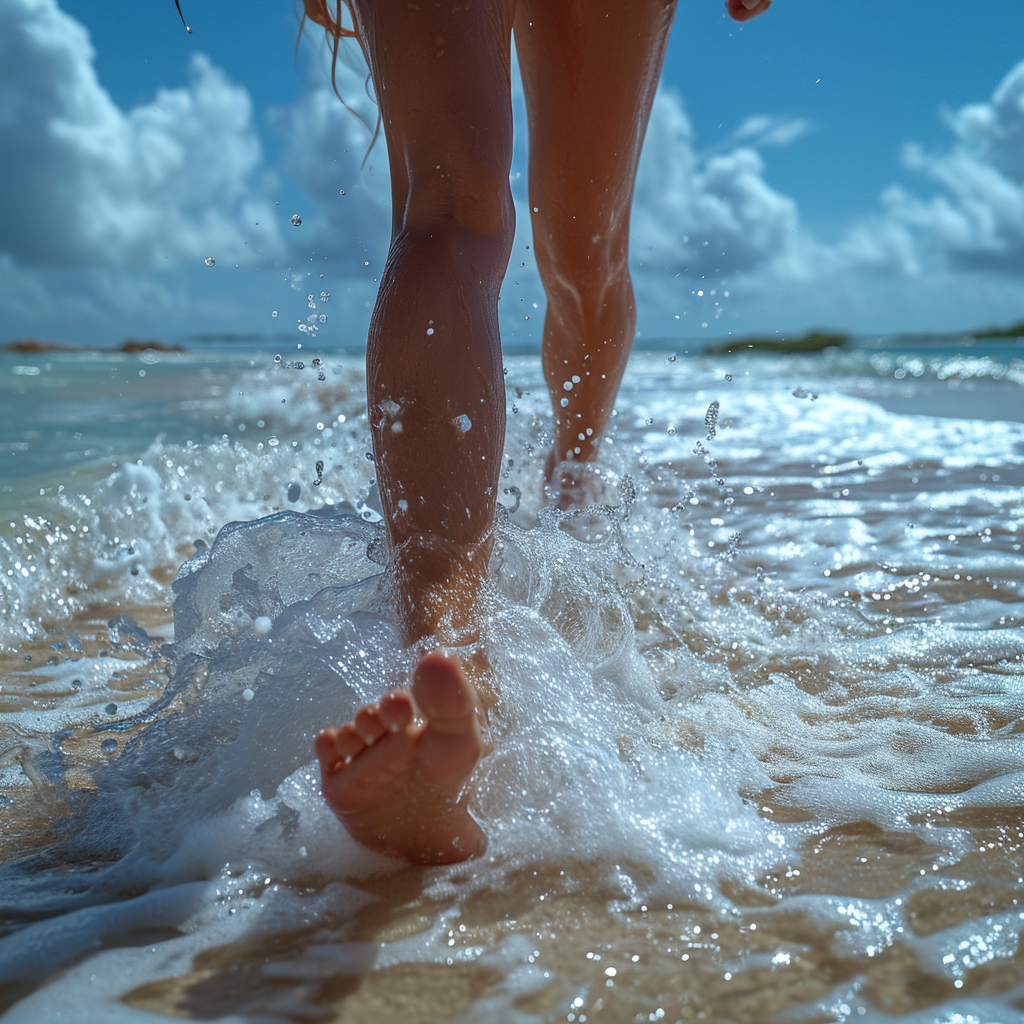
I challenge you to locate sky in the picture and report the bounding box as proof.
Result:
[2,0,1024,350]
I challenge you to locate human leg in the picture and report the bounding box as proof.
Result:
[357,0,516,645]
[514,0,677,486]
[314,0,516,864]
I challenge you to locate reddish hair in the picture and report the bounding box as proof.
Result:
[299,0,380,153]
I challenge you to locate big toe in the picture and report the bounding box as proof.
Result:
[413,653,475,733]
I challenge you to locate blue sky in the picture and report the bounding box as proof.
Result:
[2,0,1024,349]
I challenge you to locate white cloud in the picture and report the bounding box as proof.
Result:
[630,58,1024,335]
[729,114,812,149]
[839,60,1024,276]
[0,0,282,268]
[632,89,804,277]
[271,51,392,275]
[5,0,1024,345]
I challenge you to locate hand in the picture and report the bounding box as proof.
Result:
[726,0,772,22]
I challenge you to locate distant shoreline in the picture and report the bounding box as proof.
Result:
[5,321,1022,357]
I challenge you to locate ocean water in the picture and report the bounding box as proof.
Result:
[1,341,1023,1023]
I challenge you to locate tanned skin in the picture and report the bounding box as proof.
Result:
[311,0,770,865]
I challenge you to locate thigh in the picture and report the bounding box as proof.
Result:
[514,0,676,246]
[351,0,518,235]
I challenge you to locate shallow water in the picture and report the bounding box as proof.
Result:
[1,344,1023,1023]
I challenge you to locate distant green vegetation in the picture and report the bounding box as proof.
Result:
[705,330,848,355]
[974,319,1024,339]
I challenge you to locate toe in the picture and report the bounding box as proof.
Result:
[354,706,387,744]
[316,723,364,772]
[334,722,365,760]
[413,653,476,734]
[315,728,338,767]
[379,689,414,732]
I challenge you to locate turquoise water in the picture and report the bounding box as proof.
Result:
[1,343,1022,1023]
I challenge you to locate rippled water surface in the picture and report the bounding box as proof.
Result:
[1,345,1022,1023]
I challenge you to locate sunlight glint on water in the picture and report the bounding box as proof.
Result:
[0,346,1022,1023]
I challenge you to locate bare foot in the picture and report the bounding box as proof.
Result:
[316,652,485,865]
[544,449,606,510]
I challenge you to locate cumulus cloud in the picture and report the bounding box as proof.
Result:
[630,58,1024,296]
[0,0,282,268]
[840,60,1024,276]
[8,0,1024,345]
[727,114,812,149]
[271,48,392,275]
[631,89,803,277]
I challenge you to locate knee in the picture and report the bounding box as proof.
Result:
[405,155,515,247]
[532,206,632,306]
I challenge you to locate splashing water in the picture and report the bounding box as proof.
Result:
[704,399,719,439]
[0,346,1022,1022]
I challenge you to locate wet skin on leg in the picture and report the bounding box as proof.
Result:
[514,0,678,493]
[314,0,517,864]
[308,0,767,864]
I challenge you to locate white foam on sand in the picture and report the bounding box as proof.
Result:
[1,351,1023,1021]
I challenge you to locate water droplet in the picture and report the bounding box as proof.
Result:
[339,189,346,195]
[725,373,732,381]
[618,477,637,507]
[320,291,330,303]
[274,354,282,362]
[563,381,573,391]
[452,414,472,432]
[560,397,569,408]
[287,482,301,502]
[427,327,435,336]
[204,257,215,267]
[313,460,324,486]
[268,436,280,447]
[667,426,676,436]
[271,310,278,318]
[667,353,676,362]
[242,688,254,702]
[290,214,302,226]
[253,616,272,635]
[503,485,521,513]
[704,400,720,440]
[101,738,118,755]
[105,702,117,715]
